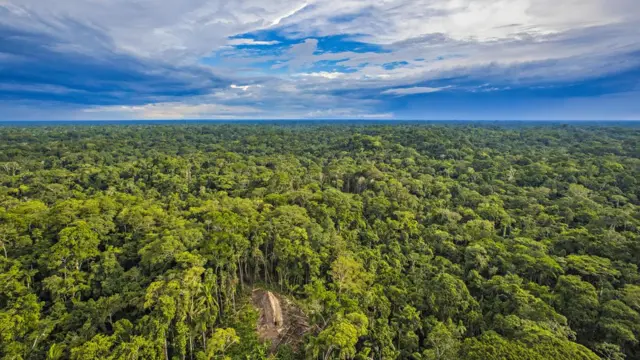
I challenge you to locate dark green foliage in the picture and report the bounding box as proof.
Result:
[0,124,639,359]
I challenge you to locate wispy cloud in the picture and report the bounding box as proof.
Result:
[84,102,260,119]
[382,86,449,96]
[228,38,280,46]
[1,0,639,120]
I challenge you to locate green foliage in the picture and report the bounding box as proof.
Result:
[0,123,639,359]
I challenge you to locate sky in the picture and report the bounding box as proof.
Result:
[0,0,639,120]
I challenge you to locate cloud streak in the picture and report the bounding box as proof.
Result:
[382,86,449,96]
[0,0,639,120]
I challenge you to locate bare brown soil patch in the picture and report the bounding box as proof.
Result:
[252,288,310,352]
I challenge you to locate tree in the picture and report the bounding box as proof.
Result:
[554,275,599,337]
[330,254,372,296]
[197,328,239,360]
[423,319,466,360]
[49,221,100,272]
[314,312,368,360]
[426,273,475,321]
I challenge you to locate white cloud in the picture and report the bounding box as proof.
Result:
[296,72,346,79]
[0,0,310,60]
[304,109,393,119]
[0,83,85,94]
[382,86,449,95]
[278,38,318,69]
[82,98,392,119]
[270,2,308,27]
[1,0,639,119]
[80,75,393,120]
[200,0,639,100]
[85,102,260,119]
[227,38,280,46]
[4,0,637,74]
[230,84,263,91]
[3,0,637,62]
[274,0,637,44]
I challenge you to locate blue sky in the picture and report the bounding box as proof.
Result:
[0,0,639,120]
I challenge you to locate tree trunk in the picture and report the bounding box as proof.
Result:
[202,331,207,352]
[323,345,335,360]
[231,289,236,312]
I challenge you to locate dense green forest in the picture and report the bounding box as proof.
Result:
[1,123,639,360]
